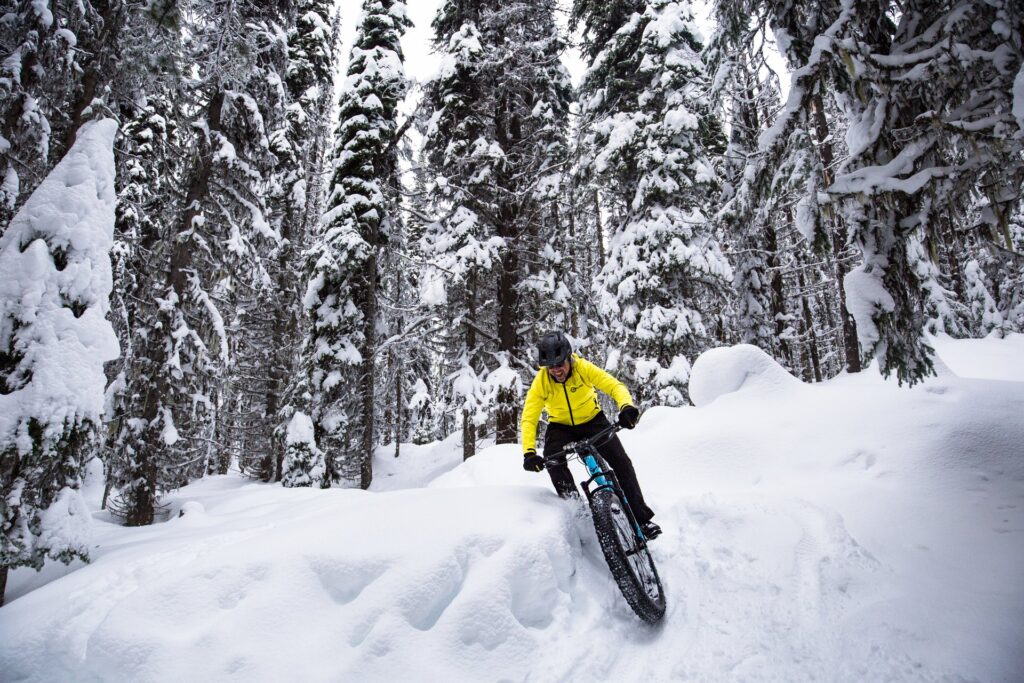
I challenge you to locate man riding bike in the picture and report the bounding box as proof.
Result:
[520,331,661,540]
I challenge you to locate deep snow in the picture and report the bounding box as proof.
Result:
[2,335,1023,682]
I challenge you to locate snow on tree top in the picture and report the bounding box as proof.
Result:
[0,118,120,449]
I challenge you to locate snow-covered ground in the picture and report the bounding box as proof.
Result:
[2,335,1023,682]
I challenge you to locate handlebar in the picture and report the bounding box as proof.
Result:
[543,423,622,465]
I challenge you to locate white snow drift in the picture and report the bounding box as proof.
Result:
[2,335,1023,682]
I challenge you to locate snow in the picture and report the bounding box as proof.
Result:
[843,263,896,351]
[370,432,463,493]
[160,407,179,446]
[418,267,447,306]
[0,117,120,452]
[285,411,316,447]
[688,343,801,406]
[929,333,1024,381]
[3,338,1024,681]
[29,0,53,28]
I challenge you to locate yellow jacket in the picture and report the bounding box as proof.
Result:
[520,354,634,454]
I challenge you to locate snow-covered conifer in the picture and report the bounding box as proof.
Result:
[104,0,294,522]
[421,0,572,452]
[830,0,1023,383]
[263,0,340,481]
[282,411,324,488]
[576,0,730,406]
[0,1,131,230]
[304,0,411,488]
[0,119,119,605]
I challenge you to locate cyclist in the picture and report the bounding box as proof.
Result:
[520,331,661,540]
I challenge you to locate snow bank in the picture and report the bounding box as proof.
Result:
[2,337,1023,682]
[688,343,801,406]
[0,481,589,682]
[930,333,1024,381]
[369,431,464,492]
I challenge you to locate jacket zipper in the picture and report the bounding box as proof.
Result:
[562,383,575,425]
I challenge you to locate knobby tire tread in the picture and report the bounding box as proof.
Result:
[589,487,666,624]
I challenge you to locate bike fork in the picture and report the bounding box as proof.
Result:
[581,455,648,544]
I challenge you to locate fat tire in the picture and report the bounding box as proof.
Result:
[589,486,666,623]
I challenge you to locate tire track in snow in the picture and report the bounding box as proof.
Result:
[543,493,963,682]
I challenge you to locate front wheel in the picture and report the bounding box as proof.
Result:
[589,486,666,623]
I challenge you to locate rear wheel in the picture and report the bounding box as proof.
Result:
[590,486,666,623]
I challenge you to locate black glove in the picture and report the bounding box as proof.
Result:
[523,450,545,472]
[618,405,640,429]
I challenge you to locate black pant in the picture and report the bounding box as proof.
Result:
[542,412,655,524]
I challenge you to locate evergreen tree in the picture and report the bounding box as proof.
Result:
[704,25,789,361]
[304,0,411,488]
[483,1,573,441]
[107,0,294,523]
[575,0,730,406]
[708,0,863,379]
[105,92,188,520]
[224,4,305,483]
[104,0,199,523]
[420,10,497,460]
[0,119,119,605]
[267,0,340,481]
[421,0,572,454]
[0,0,130,230]
[829,0,1023,382]
[282,411,324,487]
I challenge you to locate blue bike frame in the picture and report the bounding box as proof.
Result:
[575,440,648,544]
[546,423,648,543]
[582,453,610,488]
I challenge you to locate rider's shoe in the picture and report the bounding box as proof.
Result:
[641,520,662,541]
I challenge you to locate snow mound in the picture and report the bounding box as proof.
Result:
[0,483,589,682]
[3,337,1024,682]
[370,432,464,491]
[688,343,801,406]
[429,442,537,490]
[931,333,1024,381]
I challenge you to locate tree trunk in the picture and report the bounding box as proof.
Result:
[359,246,377,490]
[462,410,475,461]
[492,92,521,445]
[463,272,478,460]
[0,565,7,607]
[833,252,861,373]
[125,461,157,526]
[562,202,579,336]
[940,215,966,303]
[61,2,126,154]
[495,243,518,443]
[764,223,792,366]
[811,92,860,373]
[129,91,226,524]
[270,214,297,482]
[394,353,402,459]
[797,257,823,383]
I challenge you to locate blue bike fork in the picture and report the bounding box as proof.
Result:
[582,454,647,542]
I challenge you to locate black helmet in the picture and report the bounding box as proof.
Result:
[537,331,572,367]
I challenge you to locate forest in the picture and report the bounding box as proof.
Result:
[1,0,1022,601]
